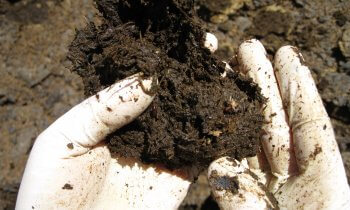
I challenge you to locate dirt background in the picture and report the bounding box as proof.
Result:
[0,0,349,209]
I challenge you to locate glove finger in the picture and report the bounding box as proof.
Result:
[274,46,343,174]
[237,40,297,191]
[208,157,276,210]
[41,73,155,157]
[274,46,350,208]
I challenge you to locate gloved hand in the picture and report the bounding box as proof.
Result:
[15,32,218,210]
[15,74,191,210]
[208,39,350,209]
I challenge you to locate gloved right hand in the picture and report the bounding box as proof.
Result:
[208,40,350,210]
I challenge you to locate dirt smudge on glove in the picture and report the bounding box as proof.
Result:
[68,0,264,169]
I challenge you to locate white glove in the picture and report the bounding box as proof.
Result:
[16,32,218,210]
[16,74,191,210]
[208,39,350,209]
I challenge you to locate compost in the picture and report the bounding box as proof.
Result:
[68,0,264,168]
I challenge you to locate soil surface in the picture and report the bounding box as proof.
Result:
[68,0,264,168]
[1,0,350,209]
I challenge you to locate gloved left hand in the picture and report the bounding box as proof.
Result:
[16,74,192,210]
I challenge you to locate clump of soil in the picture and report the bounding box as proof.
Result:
[68,0,264,168]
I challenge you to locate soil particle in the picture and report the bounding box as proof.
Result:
[66,143,74,150]
[62,183,73,190]
[309,144,322,161]
[209,170,239,194]
[68,0,264,168]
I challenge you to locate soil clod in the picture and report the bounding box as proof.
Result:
[68,0,264,169]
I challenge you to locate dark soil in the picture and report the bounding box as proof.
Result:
[68,0,264,168]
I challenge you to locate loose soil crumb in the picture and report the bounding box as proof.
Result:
[209,170,239,194]
[68,0,264,168]
[62,183,73,190]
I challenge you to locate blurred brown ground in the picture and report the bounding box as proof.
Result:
[1,0,350,209]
